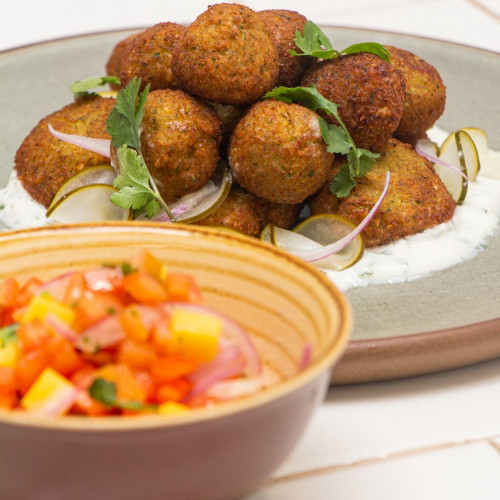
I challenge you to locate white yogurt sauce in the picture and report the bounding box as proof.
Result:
[1,127,499,291]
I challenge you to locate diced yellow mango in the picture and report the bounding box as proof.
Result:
[22,293,75,325]
[168,308,222,362]
[0,342,20,368]
[130,250,168,282]
[157,401,190,416]
[21,367,76,415]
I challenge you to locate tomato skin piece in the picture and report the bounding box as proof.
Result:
[16,277,43,307]
[0,367,17,397]
[119,305,150,342]
[166,273,203,304]
[17,319,52,352]
[15,348,49,395]
[156,377,192,403]
[150,357,199,385]
[122,272,169,305]
[45,336,85,377]
[73,291,125,332]
[117,340,156,371]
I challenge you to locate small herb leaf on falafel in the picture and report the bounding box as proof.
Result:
[106,78,175,220]
[70,76,121,98]
[264,85,380,197]
[290,21,390,63]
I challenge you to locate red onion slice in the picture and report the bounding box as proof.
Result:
[206,377,263,402]
[45,314,79,343]
[48,124,111,158]
[75,315,125,353]
[293,171,390,262]
[415,139,468,183]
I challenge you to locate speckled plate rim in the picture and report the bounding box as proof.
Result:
[1,26,499,386]
[0,222,352,431]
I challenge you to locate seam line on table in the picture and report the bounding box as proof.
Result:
[271,434,500,485]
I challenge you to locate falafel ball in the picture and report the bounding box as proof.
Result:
[386,45,446,145]
[310,138,456,247]
[228,99,333,205]
[197,185,302,237]
[15,96,115,208]
[257,9,312,87]
[207,102,247,158]
[120,22,186,91]
[140,89,223,203]
[301,52,406,152]
[105,33,139,88]
[171,3,279,105]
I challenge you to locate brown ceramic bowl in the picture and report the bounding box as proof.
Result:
[0,222,351,500]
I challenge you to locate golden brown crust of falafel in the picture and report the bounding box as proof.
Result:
[386,45,446,145]
[310,138,456,247]
[257,9,312,87]
[120,23,186,91]
[198,184,302,237]
[15,97,115,208]
[301,53,406,152]
[171,3,279,105]
[105,33,139,88]
[140,89,223,203]
[228,99,333,205]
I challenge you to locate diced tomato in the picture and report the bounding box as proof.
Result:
[73,291,124,332]
[155,377,192,403]
[0,367,17,396]
[0,278,20,308]
[17,319,52,352]
[117,339,156,371]
[166,273,203,303]
[119,305,150,342]
[152,320,171,354]
[15,348,49,395]
[45,335,85,377]
[0,393,17,410]
[129,249,167,281]
[122,272,169,305]
[71,389,110,416]
[95,364,147,404]
[62,272,87,305]
[150,357,199,385]
[16,277,43,307]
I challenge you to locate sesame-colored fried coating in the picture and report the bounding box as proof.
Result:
[198,185,302,237]
[15,97,114,208]
[140,89,223,203]
[171,3,279,105]
[207,102,247,157]
[229,99,333,205]
[386,45,446,145]
[257,9,312,87]
[301,53,406,152]
[105,33,139,88]
[310,139,456,247]
[120,22,186,91]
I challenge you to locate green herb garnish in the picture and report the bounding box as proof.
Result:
[264,85,379,197]
[70,76,120,98]
[290,21,391,62]
[89,378,156,411]
[105,78,175,220]
[0,324,18,348]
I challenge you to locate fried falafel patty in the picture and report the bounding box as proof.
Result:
[140,89,223,203]
[386,45,446,145]
[310,138,456,247]
[15,97,115,208]
[228,99,333,205]
[257,9,312,87]
[120,22,186,91]
[105,33,139,88]
[171,3,279,105]
[301,53,406,152]
[197,185,302,237]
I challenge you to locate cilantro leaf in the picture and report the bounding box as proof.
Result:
[290,20,337,59]
[70,76,120,98]
[341,42,391,62]
[289,21,391,63]
[89,378,156,411]
[264,85,380,197]
[111,145,162,216]
[106,78,149,151]
[0,324,18,348]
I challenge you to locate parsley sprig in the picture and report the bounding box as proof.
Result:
[106,78,175,220]
[0,324,18,348]
[69,76,121,98]
[89,378,156,412]
[291,21,391,62]
[264,86,379,197]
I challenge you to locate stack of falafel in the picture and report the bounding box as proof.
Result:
[15,3,456,247]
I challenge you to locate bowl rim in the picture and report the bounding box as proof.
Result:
[0,221,352,432]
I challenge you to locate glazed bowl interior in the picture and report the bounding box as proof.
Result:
[0,222,350,427]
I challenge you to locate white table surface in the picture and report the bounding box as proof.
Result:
[2,1,500,499]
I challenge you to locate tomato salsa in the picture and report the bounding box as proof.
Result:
[0,250,261,416]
